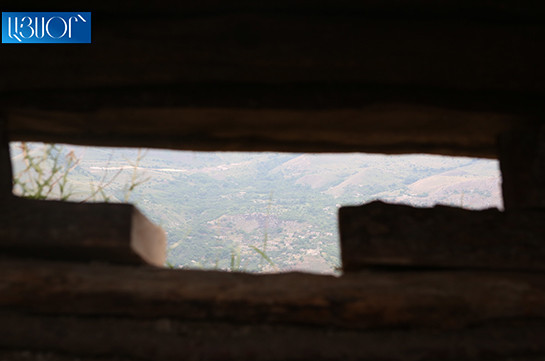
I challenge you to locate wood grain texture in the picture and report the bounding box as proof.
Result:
[1,313,544,361]
[1,2,544,155]
[339,201,545,272]
[0,198,166,266]
[5,103,537,157]
[1,259,545,330]
[2,3,545,360]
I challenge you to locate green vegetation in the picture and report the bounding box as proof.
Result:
[10,143,503,274]
[12,143,78,200]
[11,142,146,203]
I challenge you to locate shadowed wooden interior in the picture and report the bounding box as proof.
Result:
[1,1,544,360]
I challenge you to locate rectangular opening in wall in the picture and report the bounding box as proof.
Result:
[10,142,503,274]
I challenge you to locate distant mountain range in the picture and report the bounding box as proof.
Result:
[10,143,503,274]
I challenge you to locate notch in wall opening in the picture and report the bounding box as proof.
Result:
[9,142,503,274]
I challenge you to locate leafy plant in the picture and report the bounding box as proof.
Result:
[249,245,275,270]
[13,143,79,200]
[252,192,277,271]
[230,246,243,272]
[12,142,147,204]
[122,149,150,203]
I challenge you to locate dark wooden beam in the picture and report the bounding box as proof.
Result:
[0,198,166,266]
[339,201,545,272]
[1,259,545,330]
[1,2,544,155]
[5,101,538,157]
[499,126,545,209]
[1,313,544,361]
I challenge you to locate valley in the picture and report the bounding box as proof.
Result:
[10,143,503,274]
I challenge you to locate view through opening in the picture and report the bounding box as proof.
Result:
[10,142,503,274]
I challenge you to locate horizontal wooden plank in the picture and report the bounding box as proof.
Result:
[3,84,542,157]
[5,102,536,157]
[0,198,166,266]
[1,313,544,361]
[1,259,545,330]
[1,5,543,155]
[339,201,545,272]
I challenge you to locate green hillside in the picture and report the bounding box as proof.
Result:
[10,143,503,274]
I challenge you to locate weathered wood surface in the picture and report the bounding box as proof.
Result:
[339,201,545,272]
[0,198,166,266]
[0,121,13,200]
[1,314,544,361]
[2,259,545,360]
[500,127,545,209]
[7,105,533,157]
[1,259,545,330]
[1,1,544,156]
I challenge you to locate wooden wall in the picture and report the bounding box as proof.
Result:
[1,0,544,156]
[1,1,545,360]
